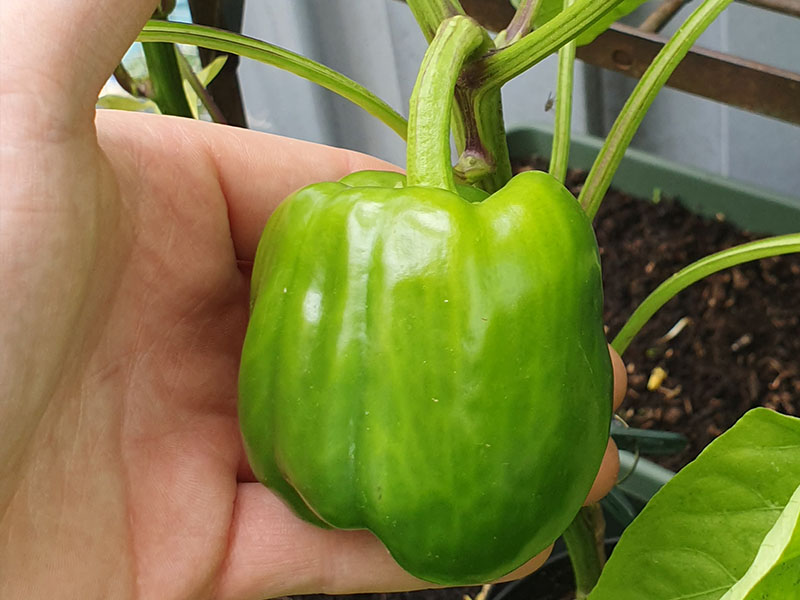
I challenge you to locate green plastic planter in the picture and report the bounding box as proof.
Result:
[507,127,800,235]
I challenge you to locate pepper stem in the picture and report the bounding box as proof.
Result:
[562,504,607,597]
[406,16,487,192]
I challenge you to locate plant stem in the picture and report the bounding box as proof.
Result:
[138,21,408,139]
[113,63,138,97]
[578,0,734,219]
[406,0,467,41]
[142,40,194,117]
[639,0,690,33]
[562,504,606,598]
[495,0,543,48]
[472,0,625,89]
[549,0,576,183]
[407,0,509,191]
[407,16,486,191]
[612,233,800,355]
[155,0,176,18]
[453,85,513,192]
[142,5,192,118]
[453,86,494,182]
[174,49,228,124]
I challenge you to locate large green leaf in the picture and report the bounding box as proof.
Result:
[589,408,800,600]
[532,0,648,45]
[720,483,800,599]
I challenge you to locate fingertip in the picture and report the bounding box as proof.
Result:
[584,438,620,505]
[494,545,553,583]
[609,346,627,411]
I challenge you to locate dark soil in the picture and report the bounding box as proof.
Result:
[512,157,799,472]
[284,160,798,600]
[576,165,798,471]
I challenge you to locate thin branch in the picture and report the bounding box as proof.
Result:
[406,0,467,41]
[612,234,800,355]
[740,0,800,17]
[473,0,626,89]
[549,0,577,182]
[138,21,407,139]
[495,0,543,48]
[640,0,690,33]
[113,63,139,96]
[175,49,228,124]
[579,0,735,218]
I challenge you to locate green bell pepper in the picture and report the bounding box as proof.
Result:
[239,16,612,585]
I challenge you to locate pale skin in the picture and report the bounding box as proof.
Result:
[0,1,627,598]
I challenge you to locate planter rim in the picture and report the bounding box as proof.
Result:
[507,126,800,235]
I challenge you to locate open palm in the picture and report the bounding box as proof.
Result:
[0,3,623,599]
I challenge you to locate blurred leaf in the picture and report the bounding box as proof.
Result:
[611,423,688,455]
[97,94,161,113]
[601,487,639,528]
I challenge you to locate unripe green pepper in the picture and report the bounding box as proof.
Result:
[238,17,613,585]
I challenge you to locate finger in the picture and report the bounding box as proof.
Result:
[610,346,627,411]
[581,350,625,505]
[2,1,159,121]
[217,484,550,599]
[200,125,402,263]
[95,111,401,263]
[583,438,620,505]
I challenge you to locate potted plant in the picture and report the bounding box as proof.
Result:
[131,0,800,597]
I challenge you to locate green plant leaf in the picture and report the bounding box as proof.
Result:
[589,408,800,600]
[534,0,648,45]
[196,54,228,86]
[182,55,228,119]
[720,484,800,599]
[97,94,161,114]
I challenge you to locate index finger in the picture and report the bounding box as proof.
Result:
[610,346,627,412]
[203,126,403,262]
[95,110,401,262]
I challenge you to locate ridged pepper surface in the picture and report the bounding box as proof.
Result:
[239,15,613,585]
[238,168,612,584]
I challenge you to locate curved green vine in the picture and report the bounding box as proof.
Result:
[612,233,800,355]
[407,17,488,191]
[578,0,734,218]
[137,21,407,139]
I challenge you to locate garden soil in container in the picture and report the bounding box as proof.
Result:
[517,158,798,473]
[282,160,798,600]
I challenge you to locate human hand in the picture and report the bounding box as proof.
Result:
[0,2,625,598]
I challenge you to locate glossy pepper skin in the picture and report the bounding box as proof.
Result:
[238,169,613,585]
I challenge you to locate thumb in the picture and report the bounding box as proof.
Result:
[1,0,159,127]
